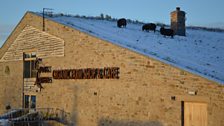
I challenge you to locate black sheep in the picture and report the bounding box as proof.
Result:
[142,23,156,32]
[160,27,174,38]
[117,18,127,28]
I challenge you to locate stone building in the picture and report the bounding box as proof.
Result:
[0,12,223,126]
[171,7,186,36]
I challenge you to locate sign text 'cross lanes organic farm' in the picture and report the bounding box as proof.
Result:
[53,67,120,79]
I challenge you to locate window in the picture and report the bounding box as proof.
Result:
[24,95,29,108]
[30,95,36,109]
[24,60,37,78]
[24,52,37,78]
[24,52,36,59]
[24,95,36,109]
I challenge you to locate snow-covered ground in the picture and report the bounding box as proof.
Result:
[42,14,224,84]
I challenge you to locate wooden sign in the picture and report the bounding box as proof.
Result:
[37,77,52,83]
[38,66,52,73]
[53,67,119,79]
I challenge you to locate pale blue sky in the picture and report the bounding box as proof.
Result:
[1,0,224,46]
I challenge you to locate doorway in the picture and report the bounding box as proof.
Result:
[182,101,207,126]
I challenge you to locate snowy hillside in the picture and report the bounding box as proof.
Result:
[41,13,224,84]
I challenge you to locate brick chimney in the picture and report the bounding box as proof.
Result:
[171,7,186,36]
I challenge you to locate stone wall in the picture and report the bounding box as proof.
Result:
[0,61,23,114]
[0,25,64,62]
[0,12,223,126]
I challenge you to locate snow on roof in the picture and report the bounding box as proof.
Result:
[37,13,224,84]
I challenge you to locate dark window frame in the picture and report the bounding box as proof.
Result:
[24,95,30,108]
[24,52,37,78]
